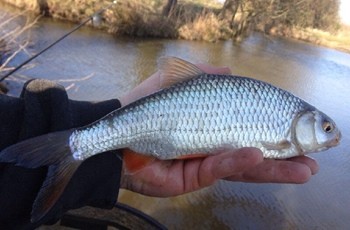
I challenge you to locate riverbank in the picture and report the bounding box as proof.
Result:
[0,0,349,52]
[267,24,350,53]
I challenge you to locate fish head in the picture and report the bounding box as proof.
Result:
[294,110,341,153]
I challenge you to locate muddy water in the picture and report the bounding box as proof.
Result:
[2,7,350,229]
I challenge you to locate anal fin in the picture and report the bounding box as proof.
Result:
[123,148,156,174]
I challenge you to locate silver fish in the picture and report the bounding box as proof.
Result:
[0,57,341,222]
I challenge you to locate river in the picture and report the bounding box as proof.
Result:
[2,5,350,230]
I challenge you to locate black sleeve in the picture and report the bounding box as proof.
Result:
[0,79,123,229]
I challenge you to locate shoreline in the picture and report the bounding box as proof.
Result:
[0,0,349,53]
[267,25,350,53]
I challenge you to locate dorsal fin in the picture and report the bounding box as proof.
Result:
[158,56,204,88]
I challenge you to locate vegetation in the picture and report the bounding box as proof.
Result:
[0,11,38,93]
[0,0,348,52]
[217,0,348,50]
[1,0,341,39]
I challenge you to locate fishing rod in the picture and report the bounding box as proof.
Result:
[0,0,117,82]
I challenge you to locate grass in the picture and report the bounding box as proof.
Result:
[0,11,37,73]
[0,10,38,93]
[267,24,350,53]
[5,0,229,40]
[303,25,350,52]
[178,11,230,41]
[2,0,350,52]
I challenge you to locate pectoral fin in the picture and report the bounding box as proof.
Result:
[262,140,291,151]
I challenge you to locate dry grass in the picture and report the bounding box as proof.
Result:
[0,0,253,42]
[3,0,349,50]
[107,0,177,38]
[268,24,350,52]
[0,11,38,76]
[178,11,230,41]
[306,25,350,52]
[99,0,229,40]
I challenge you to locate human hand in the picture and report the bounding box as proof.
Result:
[120,148,318,197]
[119,62,319,197]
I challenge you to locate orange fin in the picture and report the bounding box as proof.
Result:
[176,153,208,160]
[123,148,156,174]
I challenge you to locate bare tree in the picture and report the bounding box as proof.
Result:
[219,0,340,40]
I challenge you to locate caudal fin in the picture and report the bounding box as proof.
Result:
[0,130,82,222]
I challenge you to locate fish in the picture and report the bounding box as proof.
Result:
[0,57,341,222]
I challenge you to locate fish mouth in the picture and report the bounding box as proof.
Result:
[315,131,341,153]
[329,131,342,147]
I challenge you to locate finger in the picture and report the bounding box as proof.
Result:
[196,63,232,75]
[197,147,264,187]
[227,159,312,184]
[287,156,319,175]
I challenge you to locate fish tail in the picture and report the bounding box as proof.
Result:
[0,129,82,222]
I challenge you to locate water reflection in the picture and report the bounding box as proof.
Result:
[2,8,350,229]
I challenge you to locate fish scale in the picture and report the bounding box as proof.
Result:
[70,74,309,160]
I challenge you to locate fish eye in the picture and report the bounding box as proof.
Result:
[322,121,334,133]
